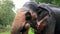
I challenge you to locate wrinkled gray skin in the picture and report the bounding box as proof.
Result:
[23,2,60,34]
[21,1,39,34]
[38,4,60,34]
[11,1,60,34]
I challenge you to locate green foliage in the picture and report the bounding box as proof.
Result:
[35,0,53,3]
[0,25,11,34]
[35,0,60,6]
[52,0,60,6]
[0,0,15,26]
[28,27,34,34]
[0,26,34,34]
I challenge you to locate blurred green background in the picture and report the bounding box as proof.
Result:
[0,0,60,34]
[0,0,15,34]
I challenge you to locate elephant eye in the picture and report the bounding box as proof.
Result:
[25,12,32,20]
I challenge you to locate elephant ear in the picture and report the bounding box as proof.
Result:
[37,6,49,21]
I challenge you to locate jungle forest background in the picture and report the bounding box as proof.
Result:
[0,0,60,34]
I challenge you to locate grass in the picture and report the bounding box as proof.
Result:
[0,25,34,34]
[0,30,10,34]
[0,25,10,34]
[28,27,34,34]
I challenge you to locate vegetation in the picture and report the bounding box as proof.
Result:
[31,0,60,6]
[0,0,15,33]
[0,0,15,27]
[28,27,34,34]
[0,0,60,34]
[0,25,10,34]
[35,0,60,6]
